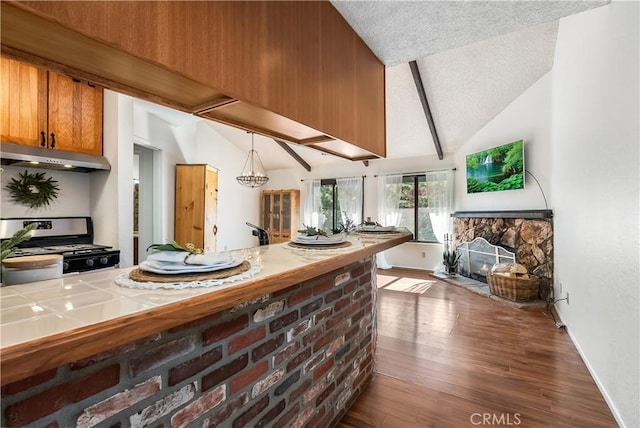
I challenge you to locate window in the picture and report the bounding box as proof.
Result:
[378,170,453,243]
[303,177,363,233]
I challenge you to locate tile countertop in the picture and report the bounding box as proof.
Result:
[0,231,412,350]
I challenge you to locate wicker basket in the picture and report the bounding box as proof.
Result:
[487,272,540,302]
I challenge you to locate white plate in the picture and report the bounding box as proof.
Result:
[139,257,244,275]
[293,235,345,245]
[358,225,397,232]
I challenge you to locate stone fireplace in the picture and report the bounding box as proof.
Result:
[452,210,553,297]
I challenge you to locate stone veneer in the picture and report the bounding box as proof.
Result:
[1,258,376,428]
[453,216,554,284]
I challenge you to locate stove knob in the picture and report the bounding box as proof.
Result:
[100,256,109,265]
[85,258,94,267]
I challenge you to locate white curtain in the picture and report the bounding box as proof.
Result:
[336,176,363,228]
[376,174,403,269]
[425,169,454,243]
[377,174,403,227]
[302,179,322,228]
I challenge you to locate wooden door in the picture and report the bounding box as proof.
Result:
[0,57,47,146]
[47,71,103,155]
[175,165,218,252]
[203,166,218,253]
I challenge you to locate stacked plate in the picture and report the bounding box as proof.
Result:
[292,234,346,246]
[139,250,244,275]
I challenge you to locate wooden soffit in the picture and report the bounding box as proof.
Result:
[1,1,382,162]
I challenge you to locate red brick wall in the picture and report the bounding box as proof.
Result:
[1,257,376,428]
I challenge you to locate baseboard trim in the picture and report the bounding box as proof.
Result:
[555,310,627,427]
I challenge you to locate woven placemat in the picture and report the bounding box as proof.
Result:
[287,241,352,250]
[129,260,251,283]
[354,230,401,235]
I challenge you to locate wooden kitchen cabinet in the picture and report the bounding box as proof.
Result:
[174,164,218,253]
[3,1,385,161]
[0,57,103,155]
[261,189,300,244]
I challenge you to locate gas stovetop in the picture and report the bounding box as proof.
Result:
[1,217,120,273]
[8,244,113,257]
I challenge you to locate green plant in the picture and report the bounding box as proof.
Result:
[147,241,203,254]
[443,248,460,270]
[297,225,327,237]
[1,223,36,261]
[6,170,60,209]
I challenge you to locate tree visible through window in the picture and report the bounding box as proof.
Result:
[318,178,363,233]
[380,171,453,243]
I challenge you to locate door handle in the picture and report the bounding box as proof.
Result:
[50,133,56,149]
[213,224,218,235]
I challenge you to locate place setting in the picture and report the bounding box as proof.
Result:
[115,241,262,289]
[353,218,401,235]
[286,226,353,251]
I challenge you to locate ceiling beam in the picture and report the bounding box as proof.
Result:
[274,139,311,172]
[409,61,443,160]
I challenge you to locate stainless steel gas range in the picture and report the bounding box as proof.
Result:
[0,217,120,274]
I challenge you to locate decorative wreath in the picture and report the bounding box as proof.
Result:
[6,170,60,209]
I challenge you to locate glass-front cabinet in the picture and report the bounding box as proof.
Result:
[261,189,300,244]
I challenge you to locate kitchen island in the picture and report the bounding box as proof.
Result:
[0,231,411,427]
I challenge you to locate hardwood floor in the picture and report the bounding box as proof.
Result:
[337,268,617,428]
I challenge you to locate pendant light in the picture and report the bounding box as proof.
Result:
[236,132,269,188]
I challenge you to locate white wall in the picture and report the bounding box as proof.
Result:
[551,2,639,426]
[454,72,553,212]
[194,122,262,251]
[1,166,91,218]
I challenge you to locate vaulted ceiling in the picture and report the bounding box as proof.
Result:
[137,1,609,169]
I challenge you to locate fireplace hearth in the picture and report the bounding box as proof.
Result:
[452,210,553,299]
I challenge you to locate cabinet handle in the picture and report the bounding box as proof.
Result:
[50,133,56,149]
[213,224,218,235]
[40,131,46,147]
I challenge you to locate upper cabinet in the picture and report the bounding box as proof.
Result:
[1,1,385,161]
[0,57,103,155]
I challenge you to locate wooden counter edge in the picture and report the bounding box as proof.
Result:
[0,233,411,386]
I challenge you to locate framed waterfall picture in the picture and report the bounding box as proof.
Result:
[466,140,525,193]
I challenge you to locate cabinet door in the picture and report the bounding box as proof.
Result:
[175,165,205,249]
[262,193,271,232]
[204,167,218,253]
[281,192,291,240]
[47,72,103,155]
[0,57,47,146]
[272,193,281,241]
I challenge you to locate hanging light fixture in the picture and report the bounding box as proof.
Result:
[236,132,269,188]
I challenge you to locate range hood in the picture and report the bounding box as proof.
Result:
[0,142,110,173]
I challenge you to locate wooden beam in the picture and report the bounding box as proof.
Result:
[409,61,443,160]
[274,139,311,172]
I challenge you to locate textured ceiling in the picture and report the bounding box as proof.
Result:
[330,0,608,159]
[331,0,608,67]
[385,20,559,158]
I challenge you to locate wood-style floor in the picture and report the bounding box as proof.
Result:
[338,268,617,428]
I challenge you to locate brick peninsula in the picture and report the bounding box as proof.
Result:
[0,231,411,427]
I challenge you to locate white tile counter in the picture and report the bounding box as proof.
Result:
[0,231,412,385]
